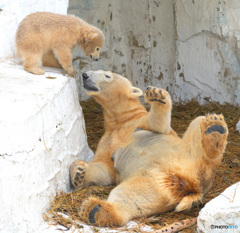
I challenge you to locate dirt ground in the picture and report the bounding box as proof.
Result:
[44,98,240,232]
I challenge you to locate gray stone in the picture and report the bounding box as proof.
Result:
[197,182,240,233]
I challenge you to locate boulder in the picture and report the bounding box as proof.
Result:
[0,60,93,233]
[197,182,240,233]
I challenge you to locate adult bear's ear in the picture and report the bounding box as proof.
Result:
[131,87,143,98]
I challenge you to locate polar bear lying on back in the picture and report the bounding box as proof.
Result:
[16,12,105,77]
[70,70,228,228]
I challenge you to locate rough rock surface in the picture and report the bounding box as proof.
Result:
[0,60,93,233]
[69,0,176,100]
[69,0,240,105]
[197,182,240,233]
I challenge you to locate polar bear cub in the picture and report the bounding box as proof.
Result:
[16,12,105,77]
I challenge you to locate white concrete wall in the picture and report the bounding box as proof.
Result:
[69,0,176,100]
[69,0,240,105]
[174,0,240,105]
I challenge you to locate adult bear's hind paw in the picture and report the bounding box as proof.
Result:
[201,114,228,158]
[203,114,227,135]
[79,198,124,227]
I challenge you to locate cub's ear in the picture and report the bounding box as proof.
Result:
[89,33,98,40]
[131,87,143,98]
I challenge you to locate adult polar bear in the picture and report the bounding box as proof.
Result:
[70,70,176,189]
[70,70,228,227]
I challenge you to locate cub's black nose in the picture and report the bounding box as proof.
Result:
[82,73,89,80]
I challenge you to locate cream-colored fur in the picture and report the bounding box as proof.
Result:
[16,12,105,77]
[72,71,228,227]
[70,70,175,190]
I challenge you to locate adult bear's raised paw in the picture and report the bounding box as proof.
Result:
[200,114,228,159]
[203,114,227,135]
[144,86,170,105]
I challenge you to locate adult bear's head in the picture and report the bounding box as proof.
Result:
[82,70,143,108]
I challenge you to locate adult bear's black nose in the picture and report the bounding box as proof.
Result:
[82,73,89,80]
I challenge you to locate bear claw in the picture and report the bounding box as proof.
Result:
[71,161,87,189]
[144,86,170,105]
[73,166,85,188]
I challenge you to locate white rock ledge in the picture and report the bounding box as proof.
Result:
[197,182,240,233]
[0,60,93,233]
[236,121,240,133]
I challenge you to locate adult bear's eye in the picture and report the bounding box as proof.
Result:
[105,75,111,79]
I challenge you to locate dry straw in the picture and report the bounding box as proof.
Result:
[43,99,240,233]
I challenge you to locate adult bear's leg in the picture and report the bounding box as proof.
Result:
[78,176,173,227]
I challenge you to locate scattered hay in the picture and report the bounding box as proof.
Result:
[43,186,114,231]
[44,98,240,232]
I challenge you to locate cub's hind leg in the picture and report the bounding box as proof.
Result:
[22,51,45,75]
[16,35,45,75]
[144,86,176,135]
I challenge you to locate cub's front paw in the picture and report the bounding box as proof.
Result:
[66,66,77,78]
[144,86,171,106]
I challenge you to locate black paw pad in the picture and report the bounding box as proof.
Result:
[149,99,166,104]
[89,204,101,224]
[205,125,226,135]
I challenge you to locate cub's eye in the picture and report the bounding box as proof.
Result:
[105,75,111,79]
[96,48,100,51]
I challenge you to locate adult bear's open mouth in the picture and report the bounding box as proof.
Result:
[83,83,99,92]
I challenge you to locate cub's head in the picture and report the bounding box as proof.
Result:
[82,70,143,105]
[82,29,105,61]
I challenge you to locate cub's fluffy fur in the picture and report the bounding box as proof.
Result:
[16,12,105,76]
